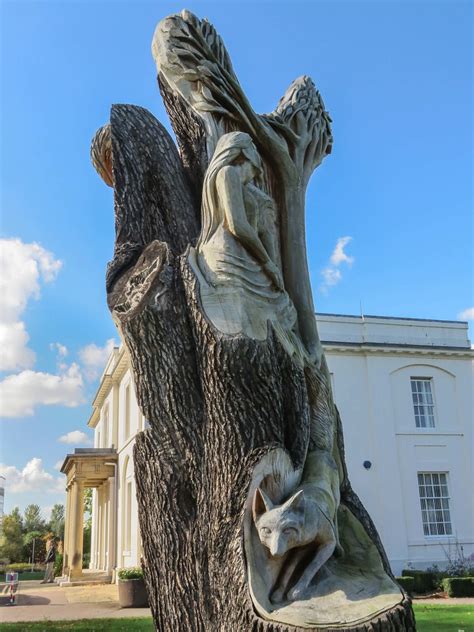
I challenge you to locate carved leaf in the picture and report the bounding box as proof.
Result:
[154,10,239,117]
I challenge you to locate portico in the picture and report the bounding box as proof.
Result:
[60,448,117,584]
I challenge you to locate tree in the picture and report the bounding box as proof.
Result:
[49,504,65,540]
[83,487,92,567]
[23,530,47,565]
[23,504,45,533]
[91,10,415,631]
[0,507,24,562]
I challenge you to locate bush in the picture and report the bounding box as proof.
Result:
[401,569,435,593]
[442,577,474,597]
[396,576,414,595]
[117,567,143,580]
[54,553,63,577]
[5,563,43,573]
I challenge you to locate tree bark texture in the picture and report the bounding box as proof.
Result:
[94,11,416,631]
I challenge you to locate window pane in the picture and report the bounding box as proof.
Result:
[418,471,452,537]
[411,378,435,429]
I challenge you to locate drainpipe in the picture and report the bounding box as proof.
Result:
[105,461,118,582]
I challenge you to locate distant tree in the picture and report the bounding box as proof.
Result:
[49,504,65,540]
[83,488,92,566]
[23,504,45,533]
[23,530,47,565]
[0,507,24,562]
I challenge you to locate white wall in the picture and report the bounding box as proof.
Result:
[320,315,473,575]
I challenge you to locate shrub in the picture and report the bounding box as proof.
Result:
[401,569,434,593]
[396,576,414,595]
[54,553,63,577]
[442,577,474,597]
[5,563,43,573]
[117,566,143,580]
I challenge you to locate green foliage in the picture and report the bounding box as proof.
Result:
[83,487,92,529]
[0,507,24,562]
[54,553,63,577]
[22,531,47,565]
[49,504,65,539]
[396,575,414,595]
[82,488,92,563]
[23,504,45,533]
[4,563,43,572]
[401,569,435,593]
[117,566,144,580]
[442,576,474,597]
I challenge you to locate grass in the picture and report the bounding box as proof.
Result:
[413,603,474,632]
[0,618,154,631]
[0,605,472,631]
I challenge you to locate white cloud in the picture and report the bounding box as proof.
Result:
[54,460,64,470]
[79,338,116,381]
[0,458,64,494]
[0,238,62,371]
[50,342,68,358]
[321,267,342,287]
[58,430,91,445]
[320,236,354,294]
[458,307,474,321]
[0,363,84,418]
[329,236,355,267]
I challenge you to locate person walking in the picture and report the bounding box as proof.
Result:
[41,537,58,584]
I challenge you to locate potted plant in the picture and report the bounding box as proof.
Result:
[117,567,148,607]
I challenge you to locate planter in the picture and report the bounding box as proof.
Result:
[118,578,149,608]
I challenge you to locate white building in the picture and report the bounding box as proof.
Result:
[319,314,473,574]
[61,314,473,581]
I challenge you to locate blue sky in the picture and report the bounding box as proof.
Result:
[1,0,472,517]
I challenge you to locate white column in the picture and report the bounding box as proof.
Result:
[69,480,84,579]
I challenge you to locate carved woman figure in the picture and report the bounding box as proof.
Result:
[192,132,304,356]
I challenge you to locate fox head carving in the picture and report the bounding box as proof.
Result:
[253,488,308,558]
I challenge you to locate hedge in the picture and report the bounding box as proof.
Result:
[3,563,44,573]
[396,576,414,595]
[442,577,474,597]
[401,569,435,593]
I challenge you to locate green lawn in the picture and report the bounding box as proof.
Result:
[413,604,474,632]
[0,606,472,631]
[0,618,154,631]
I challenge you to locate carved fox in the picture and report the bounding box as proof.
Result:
[253,449,341,603]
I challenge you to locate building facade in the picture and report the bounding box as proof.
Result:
[61,314,473,581]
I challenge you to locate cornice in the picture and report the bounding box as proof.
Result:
[87,346,130,427]
[322,341,473,358]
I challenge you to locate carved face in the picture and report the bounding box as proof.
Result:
[253,488,305,558]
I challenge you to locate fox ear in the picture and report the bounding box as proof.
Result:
[253,487,273,521]
[283,489,305,513]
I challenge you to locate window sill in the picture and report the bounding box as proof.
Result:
[408,536,459,546]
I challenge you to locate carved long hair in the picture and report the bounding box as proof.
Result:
[197,131,263,248]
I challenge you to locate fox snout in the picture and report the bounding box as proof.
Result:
[269,536,286,558]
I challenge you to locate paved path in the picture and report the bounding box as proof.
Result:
[0,581,152,623]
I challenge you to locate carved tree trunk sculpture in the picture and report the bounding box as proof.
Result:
[91,11,416,632]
